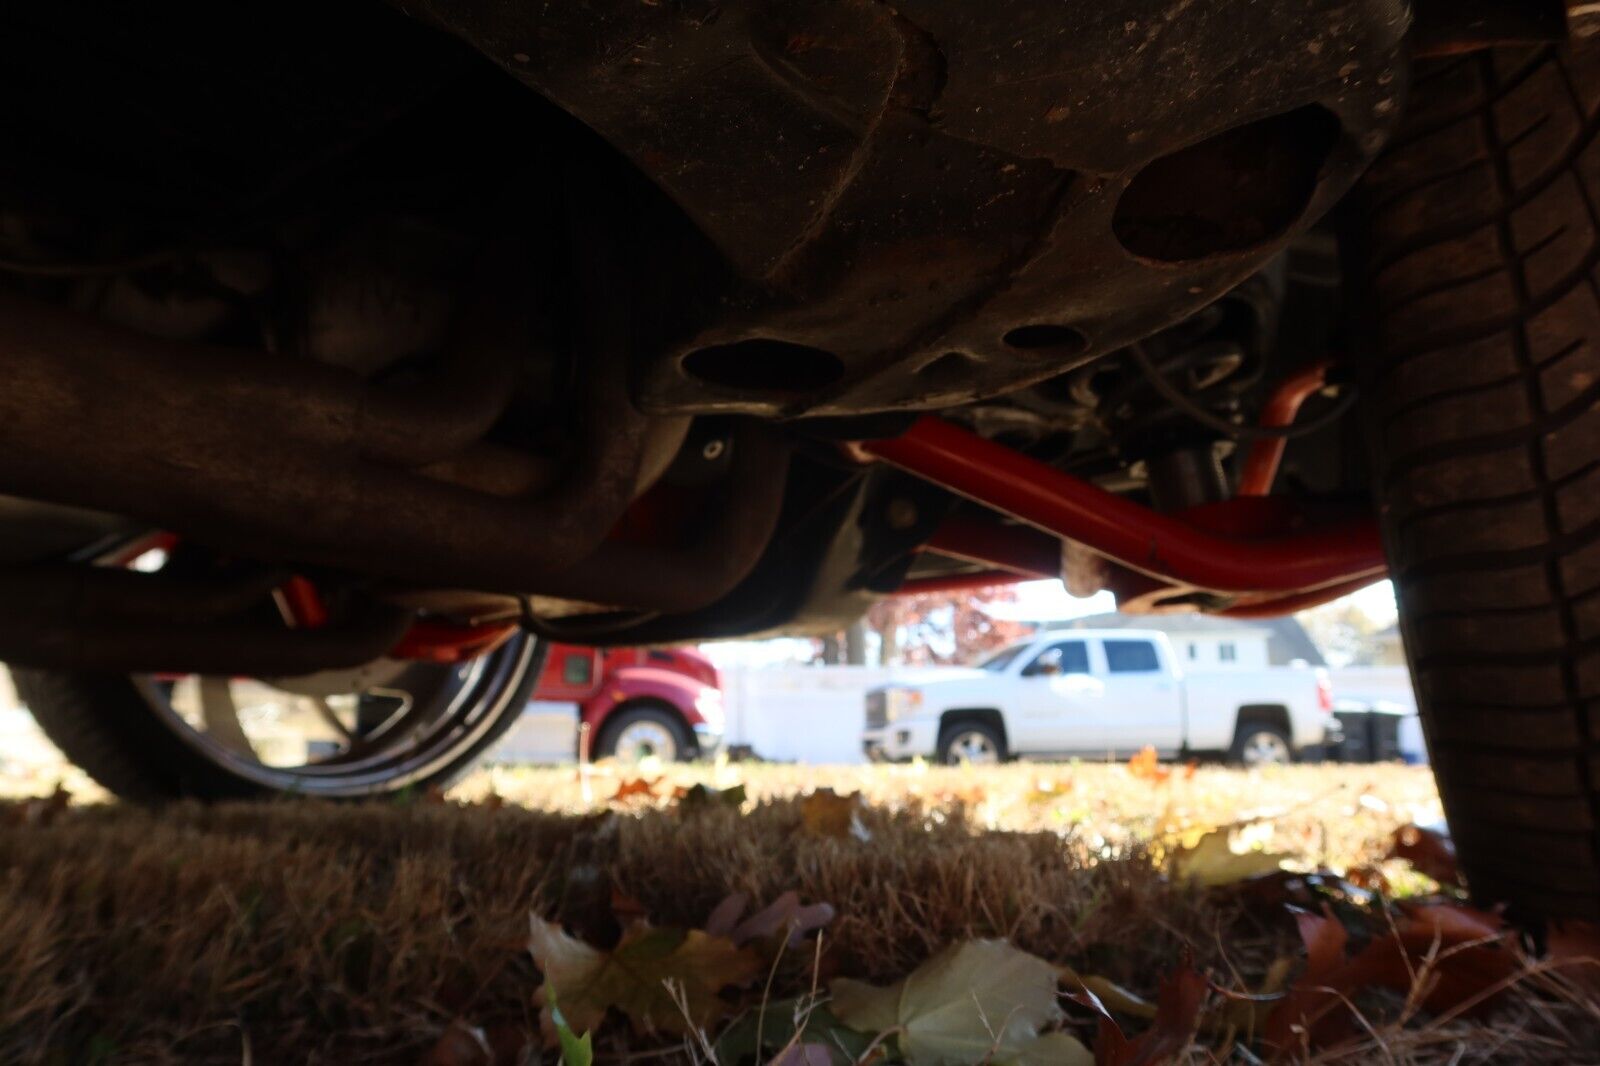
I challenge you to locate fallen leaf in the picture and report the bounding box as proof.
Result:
[529,916,762,1035]
[1068,967,1205,1066]
[1026,778,1072,806]
[800,789,870,841]
[770,1045,835,1066]
[675,783,746,811]
[610,886,649,924]
[4,786,70,827]
[1170,828,1287,887]
[1342,865,1391,894]
[1127,747,1170,784]
[1386,823,1462,888]
[610,777,660,803]
[1546,921,1600,995]
[483,1022,533,1066]
[547,989,593,1066]
[831,939,1092,1065]
[1264,902,1521,1054]
[705,891,835,948]
[1058,967,1156,1021]
[420,1022,491,1066]
[714,997,872,1066]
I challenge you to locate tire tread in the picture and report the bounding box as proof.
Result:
[1366,44,1600,918]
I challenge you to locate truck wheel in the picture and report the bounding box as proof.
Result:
[593,704,694,763]
[1229,723,1293,767]
[1359,40,1600,918]
[937,721,1006,766]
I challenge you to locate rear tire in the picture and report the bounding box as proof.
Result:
[1228,723,1293,767]
[11,635,543,801]
[1360,40,1600,918]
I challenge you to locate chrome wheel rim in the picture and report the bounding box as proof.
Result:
[136,637,538,796]
[1241,730,1291,766]
[945,730,999,765]
[613,719,678,762]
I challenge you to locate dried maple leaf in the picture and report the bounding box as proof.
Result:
[1264,902,1521,1055]
[609,777,660,803]
[799,789,869,840]
[529,916,761,1036]
[1386,823,1463,888]
[1127,746,1170,784]
[1068,966,1206,1066]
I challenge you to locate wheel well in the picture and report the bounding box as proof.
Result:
[596,698,695,752]
[938,708,1008,750]
[1233,704,1291,744]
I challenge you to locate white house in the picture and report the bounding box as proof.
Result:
[1044,612,1325,672]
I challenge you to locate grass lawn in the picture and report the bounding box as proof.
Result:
[0,760,1594,1064]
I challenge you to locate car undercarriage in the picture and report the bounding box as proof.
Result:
[3,0,1599,919]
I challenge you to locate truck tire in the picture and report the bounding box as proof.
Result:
[1360,39,1600,918]
[593,703,695,763]
[1228,722,1294,767]
[937,720,1007,766]
[10,635,543,801]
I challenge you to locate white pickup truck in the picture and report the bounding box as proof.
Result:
[862,630,1335,766]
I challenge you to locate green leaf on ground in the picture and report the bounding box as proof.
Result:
[529,916,762,1035]
[830,939,1092,1066]
[546,989,593,1066]
[713,996,873,1066]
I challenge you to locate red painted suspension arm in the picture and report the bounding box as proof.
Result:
[861,416,1385,597]
[1236,361,1332,496]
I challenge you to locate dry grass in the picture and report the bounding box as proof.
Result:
[460,759,1447,879]
[0,762,1592,1064]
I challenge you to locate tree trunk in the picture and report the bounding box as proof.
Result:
[844,620,869,666]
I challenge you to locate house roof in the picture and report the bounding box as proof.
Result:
[1046,612,1326,666]
[1049,612,1269,635]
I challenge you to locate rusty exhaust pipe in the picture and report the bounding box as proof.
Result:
[0,291,652,591]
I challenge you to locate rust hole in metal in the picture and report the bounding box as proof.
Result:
[1113,105,1341,263]
[681,338,844,393]
[1001,324,1089,354]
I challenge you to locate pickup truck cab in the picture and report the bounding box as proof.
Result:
[863,630,1334,766]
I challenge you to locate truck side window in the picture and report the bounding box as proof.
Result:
[1022,640,1090,677]
[562,654,595,685]
[1104,639,1160,673]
